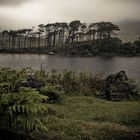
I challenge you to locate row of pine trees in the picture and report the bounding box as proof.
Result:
[0,20,120,49]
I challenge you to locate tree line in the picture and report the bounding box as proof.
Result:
[0,20,140,55]
[0,20,120,49]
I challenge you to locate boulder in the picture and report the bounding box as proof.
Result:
[48,52,55,55]
[105,71,138,101]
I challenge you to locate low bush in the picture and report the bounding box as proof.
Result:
[40,85,64,103]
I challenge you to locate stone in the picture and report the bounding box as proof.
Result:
[48,52,55,55]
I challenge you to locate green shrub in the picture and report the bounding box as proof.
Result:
[34,69,47,83]
[40,85,63,103]
[0,87,48,139]
[61,69,79,93]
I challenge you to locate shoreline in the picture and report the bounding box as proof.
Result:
[0,50,140,57]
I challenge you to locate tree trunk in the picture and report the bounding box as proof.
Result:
[47,34,51,47]
[38,34,40,49]
[71,30,75,43]
[92,33,95,41]
[18,35,21,49]
[53,33,56,47]
[23,36,27,48]
[2,35,4,50]
[45,35,47,48]
[12,36,15,49]
[5,34,8,49]
[8,35,11,49]
[29,36,32,48]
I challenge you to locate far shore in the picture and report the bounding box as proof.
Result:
[0,49,140,57]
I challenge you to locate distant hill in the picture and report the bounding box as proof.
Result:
[118,19,140,42]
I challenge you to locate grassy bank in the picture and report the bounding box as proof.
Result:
[0,67,140,140]
[45,95,140,140]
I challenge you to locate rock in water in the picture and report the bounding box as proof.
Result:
[105,71,138,101]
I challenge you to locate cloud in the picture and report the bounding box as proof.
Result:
[0,0,33,6]
[105,0,140,3]
[48,0,140,23]
[0,0,139,22]
[0,0,140,42]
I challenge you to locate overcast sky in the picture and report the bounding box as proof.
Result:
[0,0,140,31]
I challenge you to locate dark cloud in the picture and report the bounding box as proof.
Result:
[0,0,33,6]
[105,0,140,3]
[0,0,139,41]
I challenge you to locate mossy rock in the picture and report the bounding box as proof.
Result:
[105,71,139,101]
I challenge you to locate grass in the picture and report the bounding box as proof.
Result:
[44,95,140,140]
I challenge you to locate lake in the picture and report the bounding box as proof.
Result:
[0,54,140,84]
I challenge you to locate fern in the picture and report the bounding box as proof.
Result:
[0,87,48,139]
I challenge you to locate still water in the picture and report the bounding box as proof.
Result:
[0,54,140,84]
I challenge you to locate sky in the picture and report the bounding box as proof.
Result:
[0,0,140,41]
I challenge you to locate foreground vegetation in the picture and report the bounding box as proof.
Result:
[0,67,140,140]
[46,96,140,140]
[0,20,140,56]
